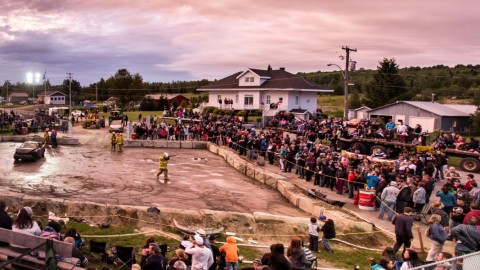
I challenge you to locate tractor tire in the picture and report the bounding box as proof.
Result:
[460,157,480,173]
[350,142,368,154]
[336,140,349,151]
[370,145,387,155]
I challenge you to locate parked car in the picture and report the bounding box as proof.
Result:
[109,120,124,133]
[14,141,45,161]
[110,110,124,120]
[71,110,85,118]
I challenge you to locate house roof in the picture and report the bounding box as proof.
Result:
[198,68,333,92]
[290,109,310,114]
[9,92,29,97]
[368,101,474,117]
[145,94,189,100]
[37,91,66,97]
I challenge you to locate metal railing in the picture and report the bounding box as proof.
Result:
[409,250,480,270]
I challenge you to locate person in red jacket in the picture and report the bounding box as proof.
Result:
[464,174,477,191]
[463,203,480,225]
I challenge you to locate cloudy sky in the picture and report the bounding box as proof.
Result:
[0,0,479,85]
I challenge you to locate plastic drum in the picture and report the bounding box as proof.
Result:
[358,189,376,211]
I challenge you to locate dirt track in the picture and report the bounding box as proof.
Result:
[0,126,305,217]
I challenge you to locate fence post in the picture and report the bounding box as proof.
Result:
[416,226,425,253]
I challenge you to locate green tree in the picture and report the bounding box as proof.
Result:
[359,58,406,107]
[107,68,144,107]
[349,90,362,109]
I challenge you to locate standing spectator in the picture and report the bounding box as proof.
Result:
[425,214,447,261]
[465,174,477,191]
[396,181,411,215]
[378,181,400,221]
[0,200,12,247]
[463,203,480,225]
[392,207,414,255]
[451,217,480,256]
[268,243,291,270]
[436,185,456,215]
[50,129,58,148]
[445,167,460,184]
[141,243,167,270]
[219,236,239,270]
[208,236,220,270]
[412,182,426,213]
[185,235,214,270]
[430,202,450,228]
[287,237,308,270]
[169,249,191,269]
[307,217,320,252]
[319,215,335,254]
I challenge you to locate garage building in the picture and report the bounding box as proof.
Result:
[367,101,477,133]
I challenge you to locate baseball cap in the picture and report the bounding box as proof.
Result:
[194,234,204,245]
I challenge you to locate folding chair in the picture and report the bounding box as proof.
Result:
[114,246,135,270]
[89,240,108,265]
[418,204,432,225]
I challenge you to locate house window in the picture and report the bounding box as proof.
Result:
[266,95,271,104]
[295,96,299,106]
[235,95,239,103]
[245,77,250,82]
[250,77,254,82]
[279,97,283,103]
[244,95,253,106]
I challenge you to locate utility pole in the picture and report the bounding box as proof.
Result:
[42,71,47,110]
[66,72,74,136]
[66,73,74,113]
[95,84,98,104]
[342,46,357,119]
[5,80,10,103]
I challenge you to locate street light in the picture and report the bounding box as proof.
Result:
[26,72,41,103]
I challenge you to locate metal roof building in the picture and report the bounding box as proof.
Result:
[367,101,477,133]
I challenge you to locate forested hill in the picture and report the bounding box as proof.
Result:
[298,63,480,107]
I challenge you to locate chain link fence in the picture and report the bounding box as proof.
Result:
[410,250,480,270]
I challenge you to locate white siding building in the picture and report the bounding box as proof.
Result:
[198,67,333,118]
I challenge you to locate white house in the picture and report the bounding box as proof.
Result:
[197,67,333,117]
[37,91,67,105]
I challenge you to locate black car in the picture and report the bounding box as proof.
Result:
[14,141,45,161]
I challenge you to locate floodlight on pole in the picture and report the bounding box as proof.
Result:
[26,72,41,102]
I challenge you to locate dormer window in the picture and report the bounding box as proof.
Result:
[245,77,250,82]
[250,77,254,82]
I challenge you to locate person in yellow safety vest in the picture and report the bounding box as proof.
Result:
[111,132,117,151]
[156,152,169,181]
[116,133,123,152]
[43,128,50,146]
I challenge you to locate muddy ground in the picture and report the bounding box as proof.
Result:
[0,126,306,217]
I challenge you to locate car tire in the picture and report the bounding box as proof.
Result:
[460,157,480,173]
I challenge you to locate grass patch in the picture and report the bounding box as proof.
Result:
[318,95,345,113]
[315,247,380,269]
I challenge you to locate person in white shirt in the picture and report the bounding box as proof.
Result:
[378,181,400,221]
[185,234,213,270]
[11,207,41,248]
